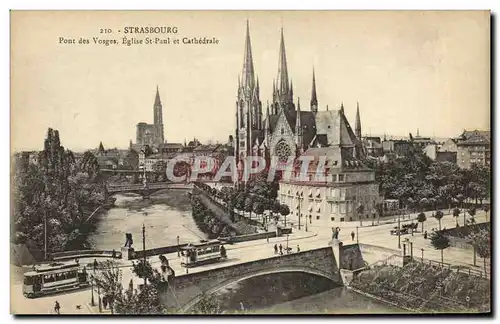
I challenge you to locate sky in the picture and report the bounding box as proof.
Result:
[10,11,490,152]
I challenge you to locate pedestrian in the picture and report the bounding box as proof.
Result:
[102,296,108,309]
[351,231,355,241]
[54,301,61,314]
[297,245,300,253]
[279,244,283,255]
[424,231,428,239]
[112,249,116,258]
[274,244,278,255]
[93,258,98,271]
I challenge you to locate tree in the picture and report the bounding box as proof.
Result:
[189,293,222,314]
[467,207,477,225]
[417,212,427,232]
[434,210,444,231]
[467,229,491,277]
[429,231,450,265]
[244,196,254,219]
[252,201,265,223]
[356,204,365,226]
[483,205,490,222]
[452,208,461,227]
[279,204,290,227]
[93,260,123,314]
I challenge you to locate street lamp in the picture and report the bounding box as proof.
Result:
[356,226,359,244]
[177,235,180,257]
[421,248,424,262]
[286,234,289,254]
[296,192,302,230]
[90,275,95,306]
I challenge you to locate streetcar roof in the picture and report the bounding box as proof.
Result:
[24,267,81,277]
[182,239,222,249]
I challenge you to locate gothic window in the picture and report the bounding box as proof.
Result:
[281,128,284,135]
[275,141,291,162]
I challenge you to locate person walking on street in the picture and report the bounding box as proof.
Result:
[274,244,278,255]
[297,245,300,253]
[54,301,61,314]
[351,231,355,241]
[93,259,98,271]
[279,244,283,255]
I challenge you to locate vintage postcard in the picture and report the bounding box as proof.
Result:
[10,10,491,315]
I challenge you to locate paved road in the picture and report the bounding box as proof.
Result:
[11,209,489,314]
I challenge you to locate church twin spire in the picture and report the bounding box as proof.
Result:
[241,19,255,94]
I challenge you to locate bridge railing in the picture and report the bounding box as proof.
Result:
[50,249,122,261]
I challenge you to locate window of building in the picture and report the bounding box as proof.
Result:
[317,216,321,220]
[330,217,334,221]
[281,128,284,135]
[340,203,346,214]
[349,217,353,221]
[340,217,345,222]
[339,174,345,182]
[332,174,337,182]
[347,203,352,213]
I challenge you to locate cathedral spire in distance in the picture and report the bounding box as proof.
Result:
[355,101,362,140]
[154,85,161,107]
[310,67,318,112]
[241,19,255,93]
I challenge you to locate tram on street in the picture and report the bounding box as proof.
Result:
[22,261,89,298]
[181,239,227,268]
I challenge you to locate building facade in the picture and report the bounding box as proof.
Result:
[456,130,490,169]
[278,146,380,226]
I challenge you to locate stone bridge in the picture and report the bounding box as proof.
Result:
[163,246,340,312]
[105,182,193,198]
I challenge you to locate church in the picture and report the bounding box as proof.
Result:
[235,21,365,164]
[134,86,165,149]
[234,21,381,225]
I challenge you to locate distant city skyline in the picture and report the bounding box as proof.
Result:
[11,11,490,152]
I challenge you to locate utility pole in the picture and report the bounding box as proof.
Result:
[297,193,301,231]
[44,210,48,261]
[356,226,359,244]
[421,248,424,262]
[398,213,401,249]
[142,223,147,286]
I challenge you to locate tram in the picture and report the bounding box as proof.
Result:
[181,239,227,268]
[22,261,89,298]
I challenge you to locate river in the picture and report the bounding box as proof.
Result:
[88,193,403,314]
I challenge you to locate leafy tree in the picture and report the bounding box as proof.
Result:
[244,196,254,219]
[452,208,461,227]
[467,229,491,277]
[417,212,427,232]
[279,204,290,227]
[430,231,450,265]
[93,260,123,314]
[434,210,444,231]
[252,201,265,221]
[467,207,477,225]
[356,204,365,226]
[189,293,222,314]
[483,205,490,222]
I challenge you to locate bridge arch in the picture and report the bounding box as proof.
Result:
[180,265,336,313]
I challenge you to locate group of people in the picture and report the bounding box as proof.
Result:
[273,243,299,255]
[331,227,356,241]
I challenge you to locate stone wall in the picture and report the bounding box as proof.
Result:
[338,243,366,270]
[164,246,340,311]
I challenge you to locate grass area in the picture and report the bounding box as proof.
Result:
[350,261,490,313]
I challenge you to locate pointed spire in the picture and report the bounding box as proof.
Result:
[154,86,161,106]
[296,97,302,148]
[241,19,255,92]
[310,67,318,112]
[327,105,329,111]
[355,101,362,140]
[276,28,289,98]
[340,102,344,113]
[289,79,294,102]
[417,128,420,137]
